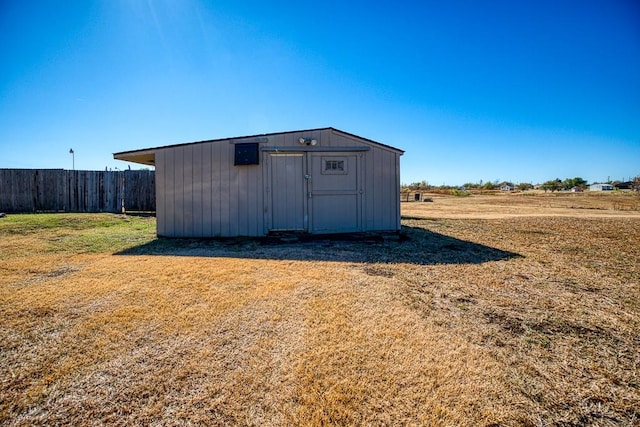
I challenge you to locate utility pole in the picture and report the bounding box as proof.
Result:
[69,148,75,170]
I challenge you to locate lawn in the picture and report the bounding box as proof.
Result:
[1,195,639,426]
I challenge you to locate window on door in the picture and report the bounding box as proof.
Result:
[322,157,347,175]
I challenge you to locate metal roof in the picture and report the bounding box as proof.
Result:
[113,127,404,166]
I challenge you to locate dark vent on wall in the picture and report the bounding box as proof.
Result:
[234,143,259,165]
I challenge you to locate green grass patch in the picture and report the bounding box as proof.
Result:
[0,213,157,254]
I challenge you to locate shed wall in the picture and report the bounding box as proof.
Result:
[156,142,263,237]
[155,128,400,237]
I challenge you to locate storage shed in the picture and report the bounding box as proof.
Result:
[114,128,404,237]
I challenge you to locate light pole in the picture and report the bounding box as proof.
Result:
[69,148,74,170]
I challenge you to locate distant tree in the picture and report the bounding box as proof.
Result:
[482,182,495,190]
[562,177,587,189]
[542,179,562,192]
[517,182,533,191]
[574,177,588,188]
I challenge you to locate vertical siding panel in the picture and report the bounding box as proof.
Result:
[228,144,239,237]
[201,143,213,237]
[375,150,389,230]
[211,142,222,237]
[237,163,260,236]
[290,156,300,227]
[374,150,387,230]
[373,149,383,229]
[184,146,195,237]
[167,148,182,237]
[248,165,255,236]
[391,151,399,229]
[273,134,285,147]
[319,129,328,147]
[166,149,177,237]
[251,162,261,236]
[219,142,231,237]
[376,150,386,229]
[282,133,293,148]
[156,151,166,236]
[191,144,203,237]
[372,149,399,231]
[358,152,365,231]
[262,152,271,234]
[237,164,247,236]
[395,153,401,230]
[385,151,395,229]
[172,148,183,237]
[365,148,375,230]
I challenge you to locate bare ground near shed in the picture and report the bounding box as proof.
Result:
[0,194,639,426]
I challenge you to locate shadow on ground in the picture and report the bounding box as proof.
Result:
[114,225,521,266]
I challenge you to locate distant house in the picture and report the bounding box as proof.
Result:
[614,181,632,190]
[570,186,583,193]
[589,183,614,191]
[499,182,515,191]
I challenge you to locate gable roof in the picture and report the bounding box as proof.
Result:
[114,127,404,166]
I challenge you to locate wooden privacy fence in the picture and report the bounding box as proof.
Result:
[0,169,155,213]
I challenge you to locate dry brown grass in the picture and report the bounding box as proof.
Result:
[1,197,639,426]
[404,191,640,219]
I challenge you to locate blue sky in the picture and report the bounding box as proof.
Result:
[1,0,638,185]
